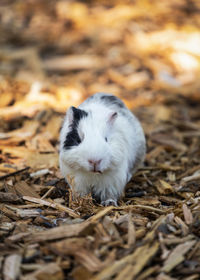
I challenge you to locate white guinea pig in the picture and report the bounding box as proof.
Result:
[59,93,146,206]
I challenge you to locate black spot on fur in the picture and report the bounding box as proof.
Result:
[64,107,88,149]
[101,95,125,108]
[63,128,81,149]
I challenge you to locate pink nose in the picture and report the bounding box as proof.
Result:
[88,159,102,172]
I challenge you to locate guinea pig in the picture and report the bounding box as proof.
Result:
[59,93,146,206]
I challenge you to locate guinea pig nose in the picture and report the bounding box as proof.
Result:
[88,159,102,166]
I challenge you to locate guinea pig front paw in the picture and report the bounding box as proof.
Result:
[101,199,118,207]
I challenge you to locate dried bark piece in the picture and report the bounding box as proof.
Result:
[6,232,31,243]
[0,222,15,231]
[95,222,111,242]
[43,55,104,71]
[127,214,136,247]
[146,146,164,161]
[158,232,170,260]
[177,165,200,180]
[150,134,187,152]
[88,206,114,222]
[27,135,55,153]
[162,235,194,245]
[71,266,93,280]
[26,151,58,169]
[181,170,200,183]
[108,69,149,89]
[174,216,189,236]
[137,266,160,280]
[93,241,159,280]
[0,204,19,220]
[92,217,165,280]
[102,216,121,241]
[50,238,104,272]
[117,205,165,214]
[42,115,62,141]
[28,220,94,242]
[162,240,196,273]
[115,242,159,280]
[0,120,39,145]
[0,146,58,169]
[156,273,177,280]
[14,181,40,198]
[0,192,20,202]
[22,196,79,218]
[3,254,22,280]
[21,263,64,280]
[20,264,44,273]
[30,169,50,178]
[155,180,174,195]
[129,197,161,207]
[0,91,13,107]
[182,203,193,225]
[41,186,55,199]
[16,209,40,218]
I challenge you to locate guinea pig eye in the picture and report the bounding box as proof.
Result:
[105,137,108,142]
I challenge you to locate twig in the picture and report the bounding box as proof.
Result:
[116,205,166,214]
[22,196,80,218]
[0,167,30,180]
[41,186,56,199]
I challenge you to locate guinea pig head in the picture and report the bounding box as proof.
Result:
[63,106,118,174]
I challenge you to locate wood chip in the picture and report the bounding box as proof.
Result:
[0,222,15,231]
[22,196,79,218]
[88,206,114,222]
[155,180,174,195]
[50,238,104,272]
[92,217,164,280]
[30,169,50,178]
[162,240,196,273]
[0,192,20,202]
[102,216,121,240]
[14,181,40,198]
[181,170,200,183]
[21,263,64,280]
[3,254,22,280]
[127,213,136,247]
[156,273,177,280]
[137,265,160,280]
[28,220,95,242]
[117,205,165,214]
[174,216,189,236]
[43,55,104,71]
[182,203,193,225]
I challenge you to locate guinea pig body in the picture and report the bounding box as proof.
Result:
[59,93,146,206]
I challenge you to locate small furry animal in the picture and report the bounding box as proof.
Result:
[59,93,146,206]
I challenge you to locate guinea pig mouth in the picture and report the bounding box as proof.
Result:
[92,170,102,174]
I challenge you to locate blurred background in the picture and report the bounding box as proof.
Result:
[0,0,200,115]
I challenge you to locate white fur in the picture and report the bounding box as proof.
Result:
[59,93,146,205]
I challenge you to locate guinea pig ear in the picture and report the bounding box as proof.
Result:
[67,106,88,126]
[107,112,118,126]
[66,106,75,126]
